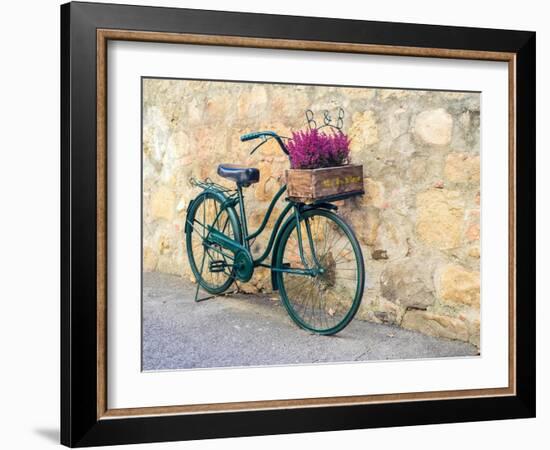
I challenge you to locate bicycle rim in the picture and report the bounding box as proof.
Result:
[276,209,365,335]
[186,193,240,294]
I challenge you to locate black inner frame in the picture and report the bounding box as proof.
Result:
[61,1,536,447]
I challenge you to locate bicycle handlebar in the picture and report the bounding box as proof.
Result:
[240,130,289,155]
[240,131,270,142]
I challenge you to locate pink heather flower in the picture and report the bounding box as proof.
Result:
[287,128,351,169]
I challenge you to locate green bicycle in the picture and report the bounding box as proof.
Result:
[185,131,365,335]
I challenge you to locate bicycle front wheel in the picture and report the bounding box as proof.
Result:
[274,209,365,335]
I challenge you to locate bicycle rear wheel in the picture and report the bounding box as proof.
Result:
[185,192,241,294]
[274,209,365,335]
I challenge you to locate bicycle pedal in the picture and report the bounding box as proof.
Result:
[209,260,227,273]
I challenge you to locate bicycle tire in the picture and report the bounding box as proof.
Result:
[274,208,365,335]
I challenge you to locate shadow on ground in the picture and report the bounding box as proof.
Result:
[34,428,59,444]
[142,272,478,371]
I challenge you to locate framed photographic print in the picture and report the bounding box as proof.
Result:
[61,1,536,447]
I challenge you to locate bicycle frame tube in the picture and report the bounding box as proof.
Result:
[233,184,294,266]
[293,206,310,269]
[253,201,293,265]
[197,183,317,273]
[246,185,287,241]
[304,215,323,268]
[236,185,250,250]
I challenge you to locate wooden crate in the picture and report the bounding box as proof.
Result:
[285,164,364,203]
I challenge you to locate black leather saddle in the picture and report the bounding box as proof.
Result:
[217,164,260,186]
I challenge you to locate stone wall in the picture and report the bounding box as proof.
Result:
[142,78,481,347]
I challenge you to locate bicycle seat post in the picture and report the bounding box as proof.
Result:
[236,183,250,251]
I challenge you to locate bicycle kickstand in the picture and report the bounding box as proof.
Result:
[193,253,240,302]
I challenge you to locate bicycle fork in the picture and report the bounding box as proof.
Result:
[293,207,324,276]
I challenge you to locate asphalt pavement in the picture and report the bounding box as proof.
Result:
[142,272,478,371]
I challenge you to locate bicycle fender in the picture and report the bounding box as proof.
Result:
[185,190,240,235]
[303,202,337,212]
[184,198,196,234]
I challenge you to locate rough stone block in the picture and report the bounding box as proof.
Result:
[151,186,175,221]
[444,153,480,183]
[437,264,480,307]
[362,178,385,208]
[349,110,379,151]
[413,108,453,145]
[416,189,465,250]
[143,246,158,272]
[401,310,469,342]
[380,257,436,309]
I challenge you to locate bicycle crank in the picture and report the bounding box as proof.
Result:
[208,260,228,273]
[206,226,254,282]
[233,250,254,282]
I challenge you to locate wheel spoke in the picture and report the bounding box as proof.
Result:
[186,194,239,294]
[278,210,364,334]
